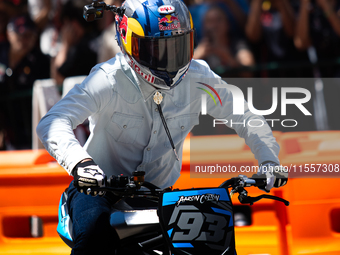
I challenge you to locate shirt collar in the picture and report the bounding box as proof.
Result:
[128,64,174,102]
[139,79,174,102]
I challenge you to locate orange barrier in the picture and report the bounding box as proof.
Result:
[283,178,340,255]
[1,131,340,255]
[277,131,340,255]
[0,150,72,255]
[0,149,55,168]
[278,131,340,179]
[180,131,282,184]
[277,130,340,158]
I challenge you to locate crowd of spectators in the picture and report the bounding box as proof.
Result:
[0,0,340,150]
[187,0,340,78]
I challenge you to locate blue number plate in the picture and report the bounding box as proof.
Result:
[158,188,236,255]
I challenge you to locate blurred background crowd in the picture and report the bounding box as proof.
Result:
[0,0,339,150]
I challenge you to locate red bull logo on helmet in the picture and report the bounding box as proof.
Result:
[158,14,181,31]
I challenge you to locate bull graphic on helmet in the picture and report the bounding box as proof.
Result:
[119,15,128,44]
[158,14,181,30]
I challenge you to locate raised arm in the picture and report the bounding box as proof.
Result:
[316,0,340,36]
[203,71,280,165]
[295,0,312,50]
[224,0,248,29]
[245,0,263,42]
[275,0,296,37]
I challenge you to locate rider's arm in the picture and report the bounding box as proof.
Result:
[202,68,280,166]
[36,66,114,175]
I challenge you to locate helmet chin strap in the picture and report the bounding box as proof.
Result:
[124,54,191,90]
[149,63,191,90]
[150,69,177,87]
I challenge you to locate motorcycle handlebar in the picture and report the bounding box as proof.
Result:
[90,174,266,195]
[86,173,289,206]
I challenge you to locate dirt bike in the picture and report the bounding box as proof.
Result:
[57,171,289,255]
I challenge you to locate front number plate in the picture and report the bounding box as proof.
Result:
[158,188,236,255]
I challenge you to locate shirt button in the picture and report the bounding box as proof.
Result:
[123,125,127,129]
[147,148,151,151]
[139,165,143,168]
[155,108,158,112]
[181,126,185,129]
[153,131,157,134]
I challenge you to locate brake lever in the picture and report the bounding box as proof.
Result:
[239,194,290,206]
[87,185,136,197]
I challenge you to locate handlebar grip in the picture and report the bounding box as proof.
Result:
[250,174,267,188]
[254,178,266,187]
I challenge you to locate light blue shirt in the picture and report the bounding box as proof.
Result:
[37,53,279,188]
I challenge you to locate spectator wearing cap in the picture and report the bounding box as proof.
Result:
[0,14,50,150]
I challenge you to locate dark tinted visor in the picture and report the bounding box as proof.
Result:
[131,30,194,73]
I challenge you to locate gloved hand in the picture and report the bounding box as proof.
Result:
[72,159,106,196]
[253,161,288,192]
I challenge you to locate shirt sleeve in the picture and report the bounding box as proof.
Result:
[36,67,114,174]
[204,67,280,166]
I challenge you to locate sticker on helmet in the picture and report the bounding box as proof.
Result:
[119,15,128,44]
[157,5,176,14]
[126,56,156,84]
[158,14,181,31]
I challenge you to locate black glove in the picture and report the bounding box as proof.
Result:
[72,159,106,196]
[253,161,288,192]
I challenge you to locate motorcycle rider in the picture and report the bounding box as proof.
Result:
[37,0,287,254]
